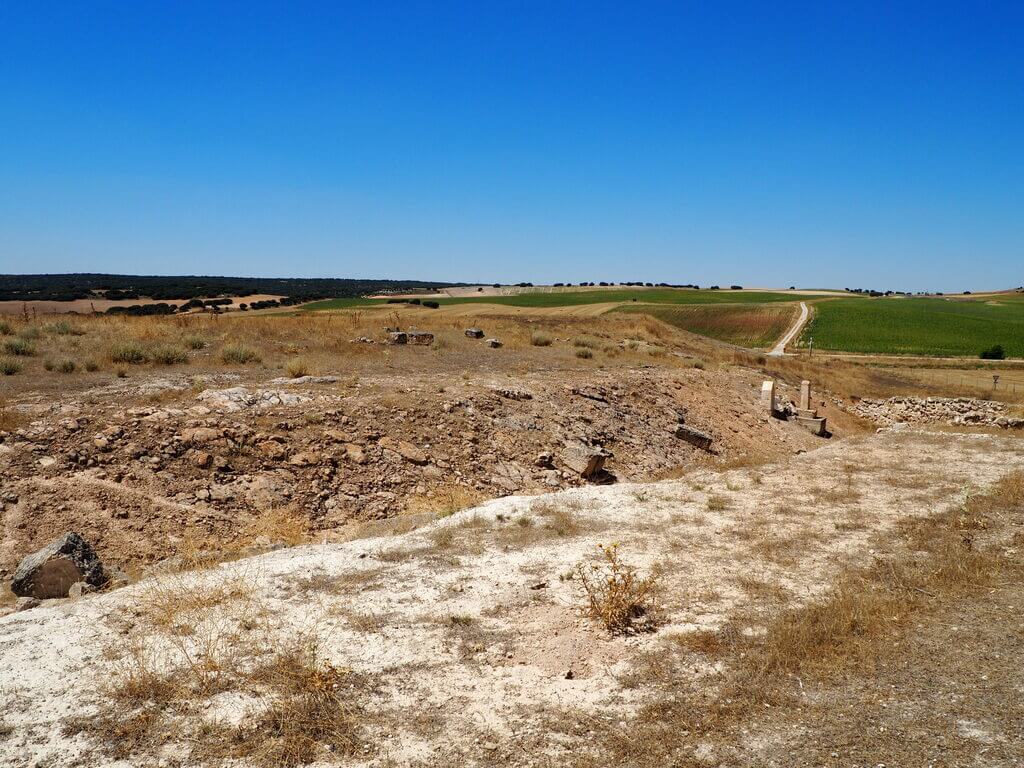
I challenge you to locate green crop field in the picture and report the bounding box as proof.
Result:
[615,303,799,348]
[431,288,817,307]
[803,297,1024,358]
[298,297,386,311]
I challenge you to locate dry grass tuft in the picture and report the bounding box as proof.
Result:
[406,483,485,517]
[576,543,660,634]
[221,344,261,365]
[239,507,310,548]
[285,357,311,378]
[530,331,553,347]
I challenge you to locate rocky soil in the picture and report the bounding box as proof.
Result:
[0,366,841,579]
[1,430,1022,767]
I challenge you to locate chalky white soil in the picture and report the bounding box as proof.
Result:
[1,430,1022,767]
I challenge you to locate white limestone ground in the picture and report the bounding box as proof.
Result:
[0,430,1022,767]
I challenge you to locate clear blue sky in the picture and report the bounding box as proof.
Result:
[1,2,1021,291]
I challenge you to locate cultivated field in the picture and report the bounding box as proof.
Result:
[613,303,800,349]
[802,295,1024,357]
[302,287,829,312]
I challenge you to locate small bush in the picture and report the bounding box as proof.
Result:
[47,320,84,336]
[285,358,310,378]
[576,544,659,634]
[116,367,128,378]
[575,348,594,359]
[151,346,189,365]
[222,345,261,365]
[17,326,41,340]
[979,344,1005,360]
[572,336,600,348]
[0,359,21,376]
[530,331,553,347]
[0,321,11,335]
[3,338,35,357]
[54,359,76,374]
[84,359,100,372]
[422,300,439,309]
[109,341,148,364]
[184,336,207,350]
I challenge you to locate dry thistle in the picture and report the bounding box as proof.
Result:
[576,543,659,634]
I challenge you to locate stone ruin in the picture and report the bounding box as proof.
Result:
[763,378,827,437]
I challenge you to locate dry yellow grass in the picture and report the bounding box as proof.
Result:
[572,471,1024,768]
[65,573,373,767]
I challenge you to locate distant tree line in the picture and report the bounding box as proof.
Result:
[0,274,466,303]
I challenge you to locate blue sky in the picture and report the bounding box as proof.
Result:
[1,2,1021,291]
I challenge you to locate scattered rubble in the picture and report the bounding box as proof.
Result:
[197,387,311,412]
[0,368,828,575]
[854,396,1024,428]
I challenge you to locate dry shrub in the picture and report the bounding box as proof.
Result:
[240,507,310,547]
[151,345,189,365]
[109,340,148,364]
[530,331,553,346]
[0,358,21,376]
[214,642,371,767]
[221,344,261,365]
[575,347,594,359]
[405,483,485,517]
[3,337,35,356]
[285,357,311,378]
[706,494,730,511]
[576,543,660,634]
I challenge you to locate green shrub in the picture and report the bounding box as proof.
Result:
[221,345,261,365]
[109,341,148,364]
[575,348,594,359]
[0,321,11,336]
[55,359,76,374]
[572,336,600,349]
[0,359,21,375]
[17,326,41,340]
[184,336,207,350]
[422,300,440,309]
[3,338,36,357]
[980,344,1006,360]
[151,346,189,365]
[530,331,553,347]
[46,320,84,336]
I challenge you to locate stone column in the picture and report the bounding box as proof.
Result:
[800,380,811,411]
[761,380,776,415]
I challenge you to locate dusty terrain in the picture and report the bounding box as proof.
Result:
[1,308,1023,767]
[1,429,1023,766]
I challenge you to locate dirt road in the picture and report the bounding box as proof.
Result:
[768,300,809,356]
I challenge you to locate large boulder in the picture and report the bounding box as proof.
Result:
[11,533,107,599]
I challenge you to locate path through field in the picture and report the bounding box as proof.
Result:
[768,301,809,356]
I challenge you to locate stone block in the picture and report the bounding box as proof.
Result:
[800,380,811,411]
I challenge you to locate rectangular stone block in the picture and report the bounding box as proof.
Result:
[761,380,776,414]
[800,380,811,411]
